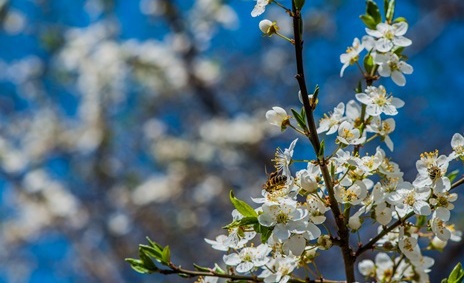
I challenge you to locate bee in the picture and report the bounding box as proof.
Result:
[262,170,288,192]
[427,166,441,181]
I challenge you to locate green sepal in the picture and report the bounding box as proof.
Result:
[162,246,171,264]
[291,108,307,129]
[360,14,377,30]
[125,258,155,274]
[366,0,381,24]
[294,0,305,10]
[447,262,464,283]
[447,170,460,183]
[385,0,395,23]
[229,191,258,218]
[193,263,211,272]
[363,53,375,75]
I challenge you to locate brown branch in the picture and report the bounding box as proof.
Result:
[290,3,355,282]
[157,262,345,283]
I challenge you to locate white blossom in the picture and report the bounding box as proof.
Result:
[223,244,271,273]
[336,121,366,145]
[317,102,345,134]
[395,182,431,217]
[450,133,464,159]
[258,199,308,240]
[355,85,404,116]
[251,0,270,17]
[334,180,368,205]
[413,150,450,193]
[366,116,396,151]
[260,255,299,283]
[296,163,320,193]
[273,138,298,177]
[374,52,413,86]
[365,22,412,52]
[340,38,364,77]
[266,106,289,129]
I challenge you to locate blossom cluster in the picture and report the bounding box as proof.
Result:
[340,20,413,86]
[200,1,464,283]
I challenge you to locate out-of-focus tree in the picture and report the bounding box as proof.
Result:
[0,0,463,282]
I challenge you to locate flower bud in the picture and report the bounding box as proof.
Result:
[348,214,362,231]
[265,106,290,131]
[259,19,279,36]
[430,236,447,250]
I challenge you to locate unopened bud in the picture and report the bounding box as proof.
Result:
[259,19,279,36]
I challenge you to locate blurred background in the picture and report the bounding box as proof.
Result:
[0,0,463,282]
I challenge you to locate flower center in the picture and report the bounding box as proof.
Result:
[404,192,415,206]
[384,30,395,40]
[276,212,289,224]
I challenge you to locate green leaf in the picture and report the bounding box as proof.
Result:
[229,191,258,218]
[312,85,320,97]
[125,258,153,274]
[393,16,406,23]
[416,215,427,227]
[193,263,211,272]
[254,223,273,243]
[363,54,374,76]
[222,220,241,230]
[386,0,395,22]
[310,85,319,109]
[294,0,305,10]
[214,263,226,274]
[447,170,460,183]
[360,14,377,29]
[140,244,163,262]
[318,140,325,159]
[291,108,306,129]
[355,80,363,93]
[366,0,381,24]
[239,216,259,226]
[448,262,464,283]
[383,0,388,17]
[224,217,258,230]
[139,248,158,270]
[162,246,171,264]
[146,237,165,253]
[260,226,273,242]
[393,46,405,56]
